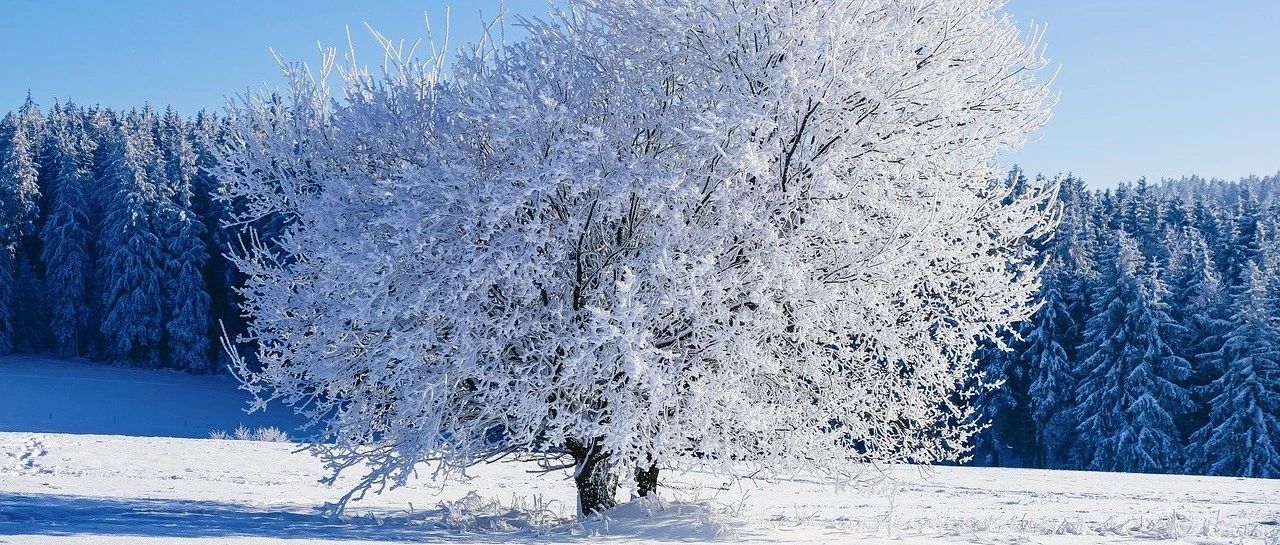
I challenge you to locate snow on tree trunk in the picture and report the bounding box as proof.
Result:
[217,0,1056,516]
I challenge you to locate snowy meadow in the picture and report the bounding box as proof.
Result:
[2,356,1278,544]
[1,0,1279,543]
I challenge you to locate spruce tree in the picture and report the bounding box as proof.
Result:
[1025,265,1075,468]
[1072,234,1193,472]
[98,110,165,366]
[0,96,44,246]
[1186,263,1280,477]
[0,99,44,354]
[162,209,212,371]
[0,243,12,354]
[157,109,212,371]
[41,103,96,357]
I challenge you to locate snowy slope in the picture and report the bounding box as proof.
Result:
[0,356,1277,544]
[0,355,302,438]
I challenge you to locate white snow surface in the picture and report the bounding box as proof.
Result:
[1,356,1278,544]
[0,355,303,438]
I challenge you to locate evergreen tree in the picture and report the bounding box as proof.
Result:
[1165,228,1230,438]
[0,97,45,354]
[189,112,238,367]
[1025,265,1075,468]
[1219,190,1262,286]
[41,103,96,357]
[0,96,44,247]
[0,243,12,354]
[157,109,212,371]
[1186,263,1280,477]
[1072,234,1193,472]
[98,111,165,366]
[970,340,1026,466]
[162,210,212,371]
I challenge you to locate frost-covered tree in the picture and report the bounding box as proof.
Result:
[0,96,44,248]
[41,103,96,357]
[157,109,213,371]
[1025,265,1075,467]
[1072,234,1192,473]
[0,243,12,354]
[1186,263,1280,477]
[0,97,46,354]
[99,110,165,366]
[161,208,212,371]
[220,0,1055,514]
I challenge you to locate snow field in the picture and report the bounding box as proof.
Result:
[1,431,1277,544]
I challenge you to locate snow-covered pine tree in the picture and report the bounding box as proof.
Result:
[1023,175,1094,468]
[83,107,119,359]
[98,110,166,367]
[189,112,237,358]
[1124,178,1166,264]
[157,109,212,372]
[0,97,46,354]
[970,338,1025,466]
[220,0,1056,515]
[0,96,45,248]
[0,241,12,354]
[1218,189,1262,286]
[1186,263,1280,477]
[41,103,96,357]
[1025,263,1076,468]
[160,208,211,371]
[1165,227,1230,439]
[1072,233,1193,473]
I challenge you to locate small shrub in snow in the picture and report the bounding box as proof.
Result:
[250,426,290,443]
[207,426,289,442]
[432,492,566,533]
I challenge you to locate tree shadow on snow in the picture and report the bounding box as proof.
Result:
[0,492,552,542]
[0,492,757,542]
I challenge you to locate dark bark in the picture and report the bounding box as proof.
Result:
[635,464,659,497]
[569,438,617,516]
[574,453,617,516]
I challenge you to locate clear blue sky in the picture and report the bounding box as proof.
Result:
[2,1,1277,186]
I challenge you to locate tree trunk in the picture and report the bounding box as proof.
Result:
[635,464,659,497]
[574,451,618,516]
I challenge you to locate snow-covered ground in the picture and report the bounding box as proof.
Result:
[1,356,1277,544]
[0,355,302,438]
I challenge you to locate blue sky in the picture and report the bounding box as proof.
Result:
[1,1,1276,186]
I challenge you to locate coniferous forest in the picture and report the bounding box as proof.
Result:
[973,168,1280,478]
[1,98,1278,479]
[0,98,237,374]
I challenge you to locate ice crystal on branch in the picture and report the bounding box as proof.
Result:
[218,0,1056,515]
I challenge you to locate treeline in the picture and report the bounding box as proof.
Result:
[972,169,1280,478]
[3,97,1278,478]
[0,97,237,372]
